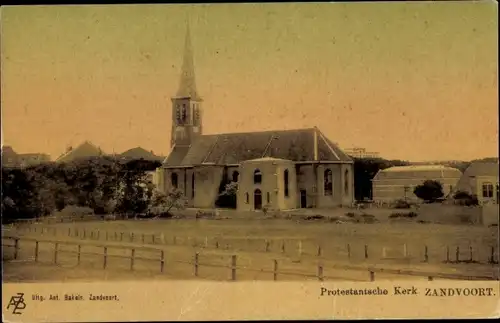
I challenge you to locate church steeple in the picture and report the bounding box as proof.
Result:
[170,22,203,149]
[176,22,200,101]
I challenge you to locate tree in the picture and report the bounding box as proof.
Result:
[453,190,479,206]
[353,157,410,201]
[413,180,444,203]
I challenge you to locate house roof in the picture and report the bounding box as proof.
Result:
[1,146,17,157]
[461,161,499,178]
[56,141,105,163]
[120,147,163,161]
[373,165,462,181]
[163,127,352,167]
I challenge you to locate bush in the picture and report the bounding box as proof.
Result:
[389,212,418,219]
[453,191,479,206]
[303,214,325,221]
[414,180,444,203]
[393,199,411,209]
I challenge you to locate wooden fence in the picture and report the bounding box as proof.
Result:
[2,236,497,282]
[11,225,499,265]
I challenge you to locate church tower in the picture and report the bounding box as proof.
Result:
[171,23,203,149]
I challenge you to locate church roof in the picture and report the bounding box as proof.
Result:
[175,23,200,101]
[164,127,352,166]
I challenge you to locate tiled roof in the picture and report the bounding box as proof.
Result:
[56,141,105,163]
[373,165,462,181]
[163,127,352,166]
[120,147,163,161]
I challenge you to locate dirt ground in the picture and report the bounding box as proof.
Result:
[3,216,499,282]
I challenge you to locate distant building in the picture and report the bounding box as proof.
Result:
[372,165,463,203]
[55,141,105,163]
[344,147,380,159]
[454,161,499,204]
[1,146,51,168]
[118,147,164,162]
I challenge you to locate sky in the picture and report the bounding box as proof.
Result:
[1,2,498,162]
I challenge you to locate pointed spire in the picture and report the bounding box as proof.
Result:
[176,21,200,100]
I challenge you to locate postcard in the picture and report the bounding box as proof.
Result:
[1,2,499,321]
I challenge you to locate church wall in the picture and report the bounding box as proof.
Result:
[237,161,281,211]
[276,162,298,210]
[192,165,225,209]
[316,164,343,208]
[341,164,355,206]
[162,167,189,198]
[296,165,316,208]
[296,163,353,208]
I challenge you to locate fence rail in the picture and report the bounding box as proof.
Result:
[9,225,499,265]
[2,236,497,282]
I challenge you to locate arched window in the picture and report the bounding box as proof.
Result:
[254,169,262,184]
[482,182,494,198]
[171,173,178,189]
[245,193,249,204]
[232,171,239,182]
[284,169,289,197]
[192,173,195,198]
[181,104,187,122]
[344,169,349,195]
[324,169,333,196]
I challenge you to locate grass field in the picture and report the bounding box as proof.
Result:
[3,211,499,282]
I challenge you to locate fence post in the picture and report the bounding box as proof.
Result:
[114,232,117,241]
[194,252,199,277]
[369,270,375,282]
[130,232,134,242]
[77,245,81,265]
[424,246,429,263]
[317,245,322,257]
[231,255,237,281]
[364,245,369,259]
[97,230,100,240]
[68,228,71,237]
[103,247,108,269]
[446,246,450,262]
[215,240,219,249]
[455,246,460,262]
[489,246,495,264]
[298,240,303,257]
[265,240,270,252]
[160,250,165,273]
[91,231,94,239]
[130,249,135,271]
[403,243,408,258]
[469,246,473,262]
[54,242,59,264]
[281,241,286,254]
[317,264,324,281]
[152,234,156,245]
[14,238,19,260]
[35,241,39,262]
[347,244,351,260]
[120,232,123,241]
[273,259,278,281]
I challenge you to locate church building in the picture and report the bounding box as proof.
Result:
[157,26,355,211]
